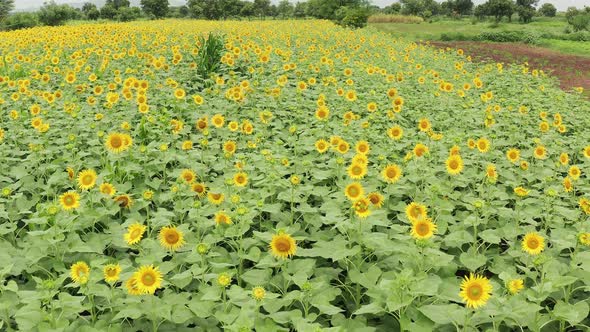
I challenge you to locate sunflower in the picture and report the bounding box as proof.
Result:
[315,139,329,153]
[563,177,573,193]
[367,192,384,208]
[485,164,497,182]
[99,182,116,196]
[125,277,142,295]
[381,164,402,183]
[459,273,492,309]
[270,233,297,259]
[133,265,163,295]
[507,279,524,295]
[336,141,350,154]
[70,261,90,284]
[77,169,97,190]
[355,141,370,155]
[223,141,237,155]
[568,166,581,180]
[579,198,590,215]
[66,167,75,180]
[579,233,590,246]
[449,145,460,156]
[413,143,428,158]
[207,192,225,205]
[353,197,371,218]
[514,187,529,197]
[180,169,196,184]
[114,194,133,208]
[410,218,437,240]
[418,118,431,132]
[387,126,403,140]
[252,286,266,301]
[211,114,225,128]
[559,153,569,166]
[191,182,207,197]
[583,146,590,159]
[59,191,80,210]
[217,273,231,287]
[347,163,367,180]
[533,145,547,159]
[405,202,427,222]
[315,106,329,121]
[124,223,147,245]
[105,132,127,153]
[233,172,248,187]
[467,138,476,149]
[344,182,364,201]
[522,233,545,255]
[103,263,122,284]
[445,155,464,175]
[181,140,193,150]
[476,138,490,153]
[159,226,185,251]
[214,211,232,225]
[506,148,520,163]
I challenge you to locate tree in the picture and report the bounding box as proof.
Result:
[400,0,424,16]
[240,2,255,17]
[277,0,294,18]
[293,1,307,17]
[454,0,474,15]
[485,0,515,22]
[3,12,38,30]
[0,0,14,22]
[538,3,556,17]
[253,0,271,18]
[105,0,130,10]
[516,0,538,23]
[100,4,118,19]
[187,0,222,19]
[116,6,141,21]
[141,0,169,18]
[383,3,401,14]
[473,3,488,19]
[82,2,99,20]
[38,1,76,26]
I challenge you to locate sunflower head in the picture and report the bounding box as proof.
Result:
[103,263,122,284]
[353,197,371,218]
[405,202,428,223]
[507,279,524,295]
[77,169,97,190]
[270,232,296,259]
[114,194,133,208]
[446,155,464,175]
[344,182,364,201]
[60,191,80,211]
[252,286,266,301]
[159,226,185,251]
[132,265,163,295]
[70,261,90,285]
[521,233,545,255]
[411,218,437,240]
[459,273,493,309]
[124,223,146,245]
[233,172,248,187]
[382,164,402,183]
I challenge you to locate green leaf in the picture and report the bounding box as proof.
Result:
[553,301,589,325]
[297,235,361,261]
[459,251,487,271]
[418,304,466,325]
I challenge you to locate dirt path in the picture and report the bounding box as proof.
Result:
[428,41,590,97]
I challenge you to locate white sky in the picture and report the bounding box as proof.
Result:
[13,0,590,11]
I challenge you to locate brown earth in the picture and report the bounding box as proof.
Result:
[427,41,590,98]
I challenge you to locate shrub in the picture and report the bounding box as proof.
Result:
[2,12,38,30]
[195,32,225,79]
[367,14,423,24]
[571,14,590,32]
[339,7,370,28]
[38,1,76,26]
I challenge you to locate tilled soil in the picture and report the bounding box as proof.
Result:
[428,41,590,98]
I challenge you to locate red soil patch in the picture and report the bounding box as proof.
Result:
[428,41,590,97]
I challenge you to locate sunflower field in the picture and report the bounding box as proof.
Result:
[1,19,590,332]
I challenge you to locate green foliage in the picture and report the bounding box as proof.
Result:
[0,0,14,22]
[116,6,142,21]
[141,0,169,19]
[337,7,370,29]
[82,3,100,20]
[194,32,225,80]
[538,3,556,17]
[571,14,590,32]
[2,12,38,30]
[368,14,423,24]
[38,1,77,26]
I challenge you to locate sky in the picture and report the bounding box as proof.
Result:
[12,0,590,12]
